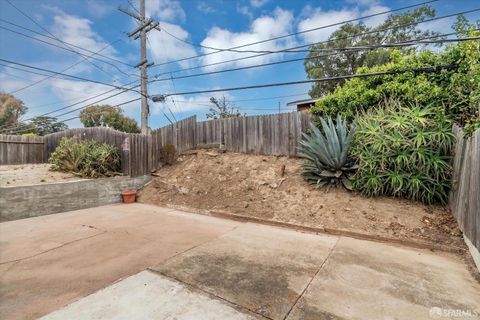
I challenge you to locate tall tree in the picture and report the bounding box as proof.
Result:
[305,6,440,98]
[79,105,140,133]
[206,96,243,119]
[0,93,27,128]
[28,116,68,136]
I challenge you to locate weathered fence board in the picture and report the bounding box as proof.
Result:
[1,128,152,177]
[450,125,480,253]
[195,112,310,156]
[0,134,45,164]
[151,116,196,169]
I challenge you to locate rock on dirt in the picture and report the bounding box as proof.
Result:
[139,149,464,249]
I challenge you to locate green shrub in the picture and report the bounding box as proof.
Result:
[49,137,121,178]
[159,144,177,165]
[311,40,480,132]
[351,100,455,204]
[298,115,357,190]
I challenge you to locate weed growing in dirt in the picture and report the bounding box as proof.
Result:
[159,144,177,165]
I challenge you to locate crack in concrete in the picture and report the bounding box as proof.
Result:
[149,269,273,320]
[282,236,340,320]
[0,231,107,265]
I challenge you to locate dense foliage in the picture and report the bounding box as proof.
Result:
[351,101,455,204]
[310,18,480,133]
[0,93,27,130]
[305,6,440,97]
[298,116,356,190]
[80,105,140,133]
[27,116,68,136]
[49,137,121,178]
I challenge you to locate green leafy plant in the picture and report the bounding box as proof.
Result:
[310,16,480,133]
[49,137,121,178]
[351,100,455,204]
[298,115,356,190]
[159,144,177,165]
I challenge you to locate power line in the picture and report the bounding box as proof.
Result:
[0,80,140,132]
[0,18,133,68]
[151,7,480,77]
[4,41,123,94]
[7,97,141,135]
[175,92,310,104]
[0,58,143,95]
[150,34,477,84]
[0,26,136,80]
[2,88,141,134]
[4,0,128,78]
[152,0,439,66]
[151,64,456,100]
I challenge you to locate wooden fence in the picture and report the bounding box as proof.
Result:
[151,116,196,169]
[0,128,152,177]
[0,134,45,164]
[450,125,480,253]
[196,112,310,156]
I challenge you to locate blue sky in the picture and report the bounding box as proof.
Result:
[0,0,479,130]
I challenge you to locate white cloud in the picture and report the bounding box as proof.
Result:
[85,0,112,18]
[237,5,253,20]
[51,13,117,59]
[361,5,390,28]
[197,2,216,14]
[146,0,186,23]
[200,8,296,71]
[250,0,269,8]
[297,6,360,43]
[147,22,197,68]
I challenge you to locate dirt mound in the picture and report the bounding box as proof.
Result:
[138,149,463,249]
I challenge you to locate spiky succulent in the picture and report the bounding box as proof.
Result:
[298,115,356,190]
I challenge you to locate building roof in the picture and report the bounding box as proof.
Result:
[286,98,318,106]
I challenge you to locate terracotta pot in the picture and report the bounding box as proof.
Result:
[121,190,136,204]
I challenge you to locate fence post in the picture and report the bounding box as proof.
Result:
[121,136,131,176]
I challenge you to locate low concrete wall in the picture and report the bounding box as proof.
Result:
[0,175,151,222]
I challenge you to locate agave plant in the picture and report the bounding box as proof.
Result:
[298,115,357,190]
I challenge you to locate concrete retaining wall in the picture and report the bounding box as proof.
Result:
[0,175,151,222]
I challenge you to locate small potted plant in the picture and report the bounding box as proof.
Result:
[121,190,137,203]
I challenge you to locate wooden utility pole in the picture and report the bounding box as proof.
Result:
[139,0,148,134]
[119,0,159,134]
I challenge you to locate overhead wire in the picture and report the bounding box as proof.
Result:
[0,18,133,68]
[0,80,141,132]
[0,59,143,95]
[150,8,480,78]
[151,64,456,100]
[149,34,478,84]
[152,0,440,66]
[4,0,129,79]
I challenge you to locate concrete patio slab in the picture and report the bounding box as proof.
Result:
[286,236,480,320]
[151,223,338,320]
[40,270,260,320]
[2,203,479,320]
[0,204,240,320]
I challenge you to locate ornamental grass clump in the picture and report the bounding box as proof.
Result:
[298,115,357,190]
[351,100,455,204]
[49,137,121,178]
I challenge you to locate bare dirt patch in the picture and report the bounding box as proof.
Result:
[0,164,83,186]
[138,150,465,250]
